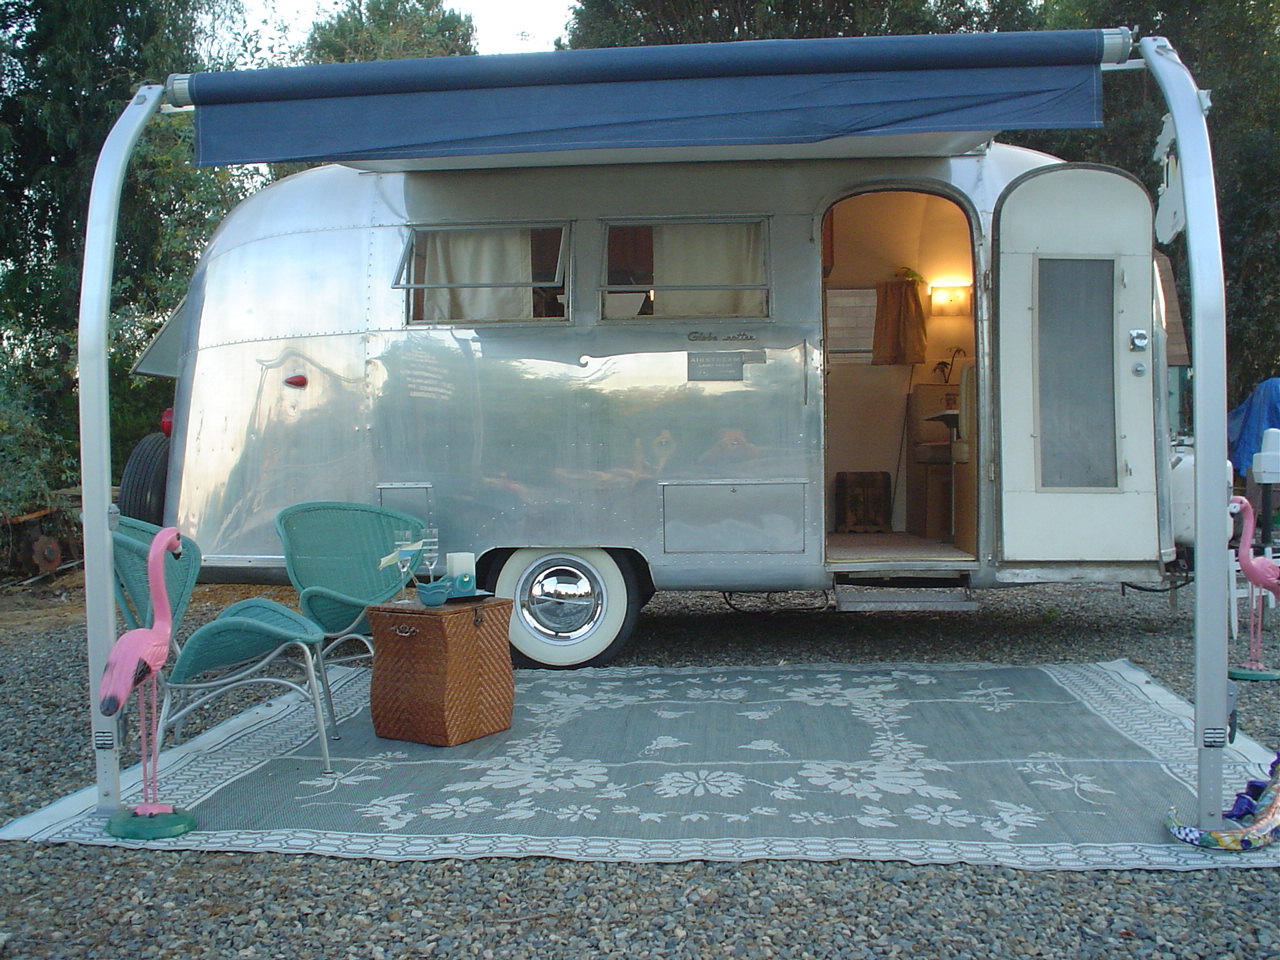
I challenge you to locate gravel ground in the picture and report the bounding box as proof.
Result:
[2,578,1280,959]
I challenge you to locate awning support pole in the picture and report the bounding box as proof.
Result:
[78,84,165,813]
[1140,37,1230,828]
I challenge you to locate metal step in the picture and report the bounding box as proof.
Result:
[834,583,976,613]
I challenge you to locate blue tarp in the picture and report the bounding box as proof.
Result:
[185,30,1115,167]
[1229,379,1280,477]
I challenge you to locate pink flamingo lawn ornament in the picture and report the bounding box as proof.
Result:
[98,526,196,839]
[1229,496,1280,682]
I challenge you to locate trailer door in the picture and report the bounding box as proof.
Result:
[995,165,1158,564]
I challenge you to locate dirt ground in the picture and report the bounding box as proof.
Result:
[0,567,292,633]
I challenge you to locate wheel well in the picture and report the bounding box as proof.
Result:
[479,546,653,603]
[477,548,515,593]
[608,548,655,605]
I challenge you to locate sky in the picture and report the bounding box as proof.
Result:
[250,0,576,55]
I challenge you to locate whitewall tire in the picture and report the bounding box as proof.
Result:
[494,547,641,668]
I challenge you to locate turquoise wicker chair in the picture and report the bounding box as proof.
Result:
[274,501,428,656]
[111,519,334,773]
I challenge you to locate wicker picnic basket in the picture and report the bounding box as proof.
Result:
[367,597,514,746]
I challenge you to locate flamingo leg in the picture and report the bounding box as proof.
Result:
[1248,591,1267,670]
[1230,581,1280,680]
[132,678,173,817]
[140,683,150,806]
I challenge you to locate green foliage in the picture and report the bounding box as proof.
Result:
[0,377,60,518]
[0,0,252,480]
[565,0,967,46]
[296,0,476,64]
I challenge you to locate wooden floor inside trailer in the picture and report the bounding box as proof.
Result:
[825,532,975,564]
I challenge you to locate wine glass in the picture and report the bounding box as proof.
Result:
[422,527,440,582]
[393,529,416,603]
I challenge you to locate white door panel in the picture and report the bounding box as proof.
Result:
[997,166,1158,563]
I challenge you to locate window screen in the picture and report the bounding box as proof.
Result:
[603,221,768,319]
[397,225,568,324]
[1037,258,1117,488]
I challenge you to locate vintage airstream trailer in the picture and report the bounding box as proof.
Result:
[117,29,1202,670]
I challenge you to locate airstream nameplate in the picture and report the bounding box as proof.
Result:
[687,350,766,381]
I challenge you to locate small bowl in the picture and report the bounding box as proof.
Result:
[417,580,451,607]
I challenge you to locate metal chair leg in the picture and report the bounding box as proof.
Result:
[312,646,342,741]
[298,646,334,774]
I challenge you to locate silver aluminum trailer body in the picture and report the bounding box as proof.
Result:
[163,145,1175,658]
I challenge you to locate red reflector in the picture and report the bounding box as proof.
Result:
[161,407,173,438]
[285,375,308,388]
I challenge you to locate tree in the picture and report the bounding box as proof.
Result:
[295,0,475,64]
[565,0,973,47]
[0,0,251,502]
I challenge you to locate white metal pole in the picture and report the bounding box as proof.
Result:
[78,85,165,813]
[1139,37,1230,829]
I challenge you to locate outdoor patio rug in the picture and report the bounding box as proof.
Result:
[7,660,1280,870]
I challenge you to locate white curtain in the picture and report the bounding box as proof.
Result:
[414,228,533,322]
[652,223,765,317]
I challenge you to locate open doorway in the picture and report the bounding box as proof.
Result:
[821,190,977,566]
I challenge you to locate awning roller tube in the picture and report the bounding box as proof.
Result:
[166,28,1130,109]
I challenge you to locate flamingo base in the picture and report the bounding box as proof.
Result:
[1229,663,1280,681]
[106,806,197,841]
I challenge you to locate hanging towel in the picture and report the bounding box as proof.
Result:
[871,280,927,365]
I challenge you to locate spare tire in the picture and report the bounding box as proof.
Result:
[118,432,170,526]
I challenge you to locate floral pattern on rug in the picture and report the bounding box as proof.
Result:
[287,666,1121,844]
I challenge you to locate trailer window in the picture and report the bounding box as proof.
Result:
[602,221,767,319]
[397,225,568,324]
[1036,257,1118,488]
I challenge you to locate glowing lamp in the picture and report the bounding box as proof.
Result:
[930,285,971,317]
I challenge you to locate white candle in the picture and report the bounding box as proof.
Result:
[446,552,476,579]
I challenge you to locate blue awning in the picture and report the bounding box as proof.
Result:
[179,30,1126,168]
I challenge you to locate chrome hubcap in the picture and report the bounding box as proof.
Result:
[516,558,605,644]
